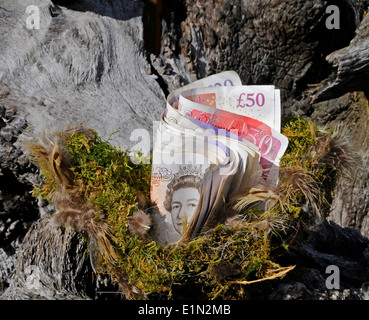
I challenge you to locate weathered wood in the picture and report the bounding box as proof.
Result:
[260,221,369,300]
[0,0,165,299]
[0,0,165,149]
[153,0,368,103]
[310,92,369,237]
[1,215,94,300]
[298,7,369,237]
[2,0,369,300]
[0,105,41,296]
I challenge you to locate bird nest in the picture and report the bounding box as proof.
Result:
[24,117,357,299]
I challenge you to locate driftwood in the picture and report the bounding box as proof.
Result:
[312,92,369,236]
[259,221,369,300]
[0,215,93,300]
[0,105,41,295]
[154,0,369,102]
[313,11,369,102]
[1,0,369,300]
[0,0,165,148]
[300,11,369,237]
[0,0,165,299]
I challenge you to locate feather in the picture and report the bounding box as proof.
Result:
[23,125,117,264]
[128,210,152,236]
[232,186,279,212]
[314,123,361,177]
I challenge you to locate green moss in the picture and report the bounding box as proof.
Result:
[63,130,151,220]
[31,117,340,299]
[63,130,283,299]
[278,117,336,217]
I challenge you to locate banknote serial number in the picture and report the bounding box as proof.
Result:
[237,92,265,108]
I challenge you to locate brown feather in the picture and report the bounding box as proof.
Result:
[128,210,152,236]
[24,126,117,264]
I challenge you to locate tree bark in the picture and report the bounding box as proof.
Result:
[313,10,369,102]
[154,0,369,103]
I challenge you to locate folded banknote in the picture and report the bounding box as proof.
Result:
[150,71,288,245]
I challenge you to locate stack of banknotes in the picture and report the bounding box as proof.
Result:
[150,71,288,245]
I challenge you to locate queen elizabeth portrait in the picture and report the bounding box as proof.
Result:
[163,175,202,237]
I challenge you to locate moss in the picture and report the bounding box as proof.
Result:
[280,116,337,218]
[30,117,342,299]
